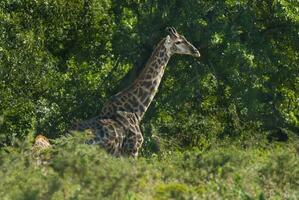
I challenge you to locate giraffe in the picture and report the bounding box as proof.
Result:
[70,27,200,157]
[33,134,51,150]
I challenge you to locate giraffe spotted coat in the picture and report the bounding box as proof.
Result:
[36,27,200,157]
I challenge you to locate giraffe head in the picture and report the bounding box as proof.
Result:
[165,27,200,58]
[33,134,51,149]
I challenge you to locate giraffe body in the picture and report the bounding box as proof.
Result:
[70,111,142,157]
[39,27,200,157]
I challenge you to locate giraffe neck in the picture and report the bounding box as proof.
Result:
[101,38,171,121]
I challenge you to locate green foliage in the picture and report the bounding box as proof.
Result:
[0,135,298,199]
[109,0,299,150]
[0,0,298,149]
[1,1,298,198]
[0,0,117,143]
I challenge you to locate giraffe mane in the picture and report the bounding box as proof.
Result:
[137,37,167,78]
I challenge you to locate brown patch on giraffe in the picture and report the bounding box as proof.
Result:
[143,96,151,106]
[156,59,162,65]
[146,67,155,76]
[140,80,152,89]
[120,96,126,101]
[139,105,145,113]
[163,56,169,62]
[146,74,152,79]
[128,99,137,108]
[138,88,149,102]
[149,85,157,92]
[123,102,133,110]
[135,87,141,96]
[131,87,138,94]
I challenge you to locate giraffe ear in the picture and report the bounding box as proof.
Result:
[165,35,171,44]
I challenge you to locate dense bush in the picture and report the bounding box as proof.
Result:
[0,134,298,199]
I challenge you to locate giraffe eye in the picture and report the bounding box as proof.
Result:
[175,41,182,45]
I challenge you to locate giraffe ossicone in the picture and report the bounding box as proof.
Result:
[37,27,200,158]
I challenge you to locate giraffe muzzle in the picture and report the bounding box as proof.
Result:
[192,49,201,58]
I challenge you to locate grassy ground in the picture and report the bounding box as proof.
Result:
[0,133,298,200]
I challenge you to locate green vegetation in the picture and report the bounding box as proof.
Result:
[0,133,298,199]
[0,0,298,199]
